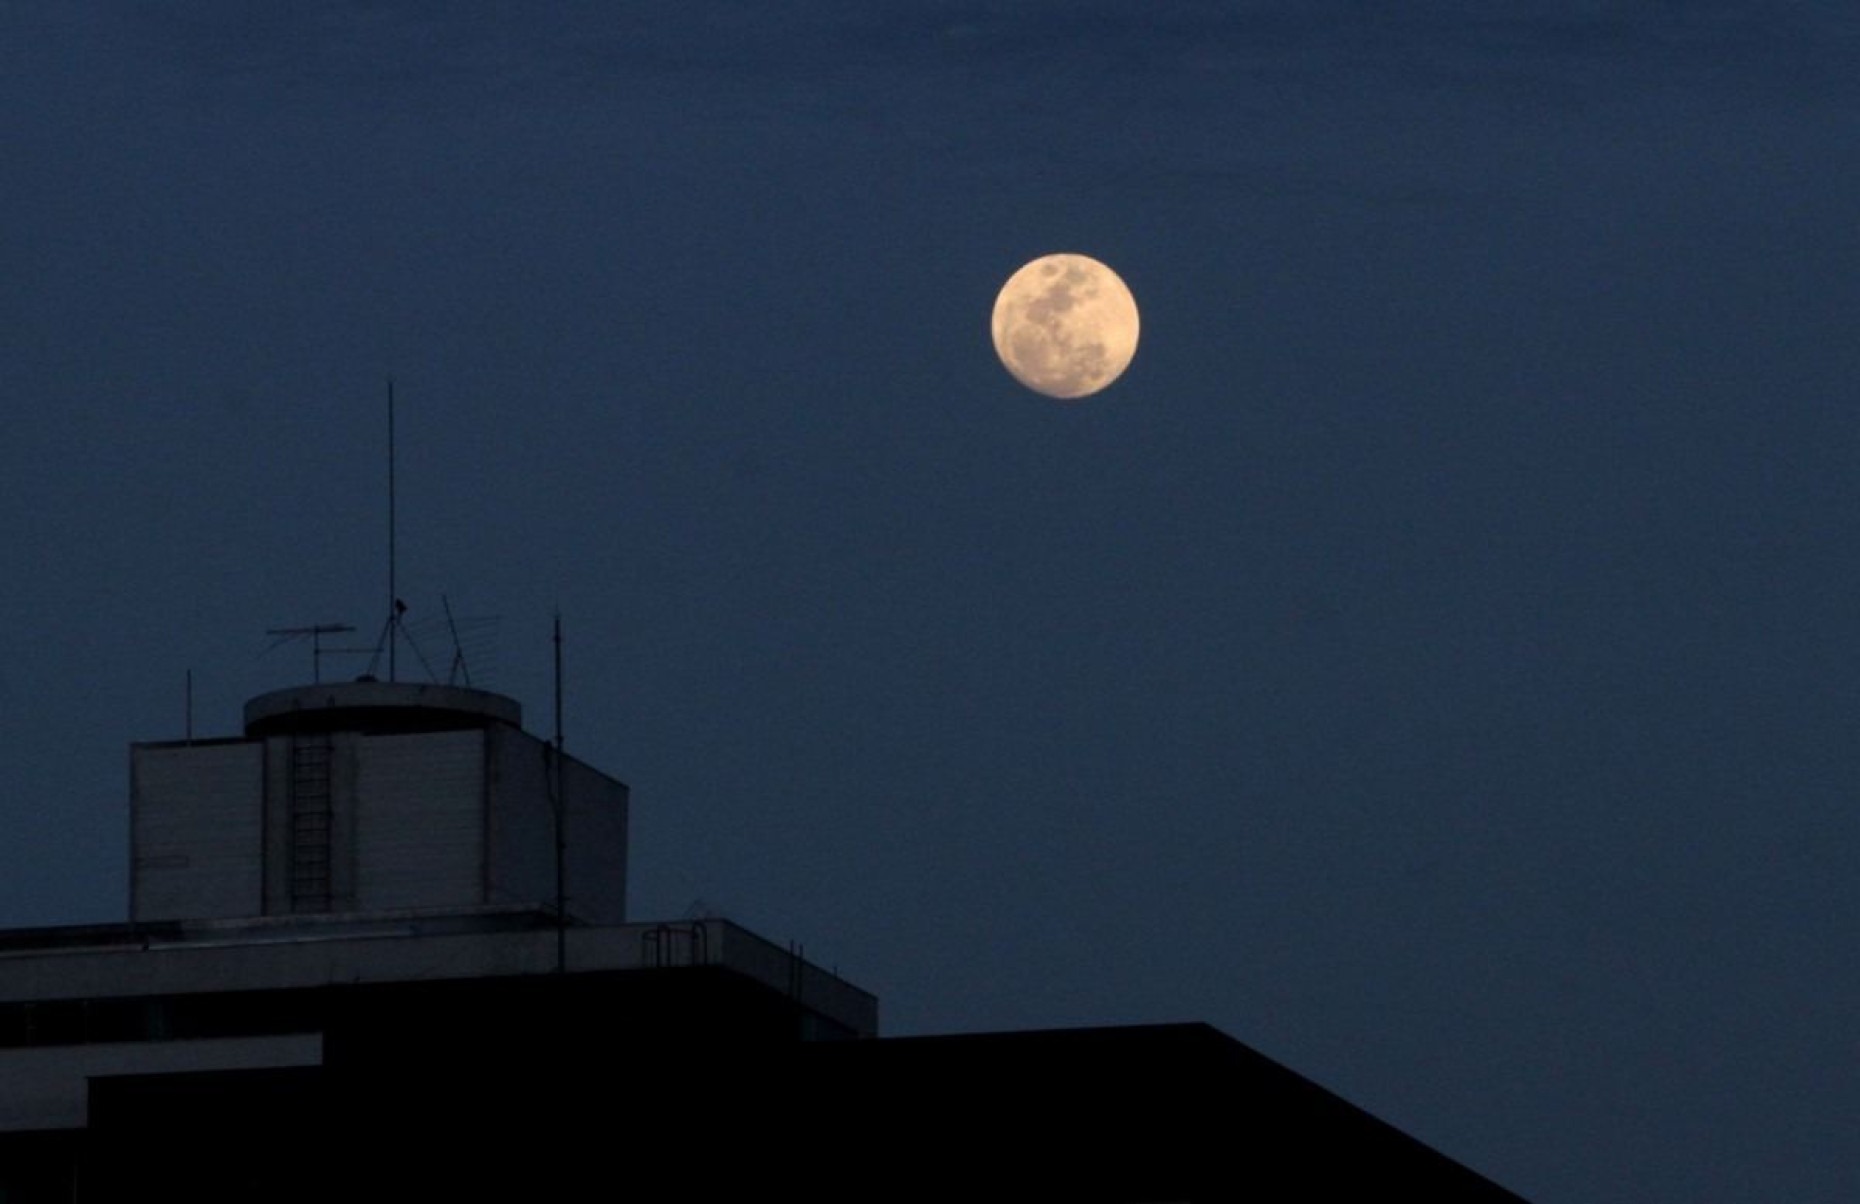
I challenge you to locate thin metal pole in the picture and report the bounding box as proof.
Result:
[387,378,397,683]
[553,611,567,972]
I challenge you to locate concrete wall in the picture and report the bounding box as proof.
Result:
[484,727,554,914]
[131,744,263,922]
[130,718,628,924]
[354,731,485,911]
[485,730,627,925]
[564,755,628,924]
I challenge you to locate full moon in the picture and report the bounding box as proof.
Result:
[991,253,1139,400]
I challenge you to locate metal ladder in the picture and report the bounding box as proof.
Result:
[289,737,334,912]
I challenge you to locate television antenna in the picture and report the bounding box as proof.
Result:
[442,595,474,686]
[263,623,359,683]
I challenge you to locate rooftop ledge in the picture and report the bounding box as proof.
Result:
[0,907,877,1039]
[243,681,524,739]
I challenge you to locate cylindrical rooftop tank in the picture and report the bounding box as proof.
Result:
[243,681,523,739]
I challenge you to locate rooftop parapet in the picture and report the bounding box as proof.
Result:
[243,681,522,739]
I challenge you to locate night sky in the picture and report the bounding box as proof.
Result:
[5,5,1858,1200]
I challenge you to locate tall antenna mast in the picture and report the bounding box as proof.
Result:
[553,611,567,973]
[387,377,398,683]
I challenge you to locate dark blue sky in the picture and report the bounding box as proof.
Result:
[5,5,1858,1200]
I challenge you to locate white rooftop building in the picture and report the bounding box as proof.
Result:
[0,679,876,1170]
[132,681,627,924]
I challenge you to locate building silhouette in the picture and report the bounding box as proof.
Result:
[0,679,1527,1200]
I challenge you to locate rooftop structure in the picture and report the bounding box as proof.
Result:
[132,680,626,925]
[0,675,1525,1201]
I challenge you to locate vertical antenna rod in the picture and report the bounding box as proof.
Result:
[553,611,567,972]
[387,378,398,683]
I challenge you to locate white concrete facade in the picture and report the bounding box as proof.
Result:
[129,684,628,925]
